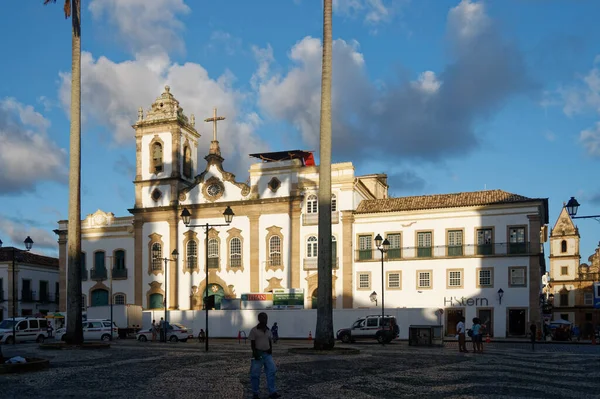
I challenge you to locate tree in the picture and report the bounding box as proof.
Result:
[45,0,83,344]
[314,0,334,350]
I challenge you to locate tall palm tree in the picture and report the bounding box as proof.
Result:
[45,0,83,344]
[314,0,334,350]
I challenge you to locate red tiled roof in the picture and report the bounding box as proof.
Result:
[0,248,58,268]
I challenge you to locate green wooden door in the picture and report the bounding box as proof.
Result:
[91,289,109,306]
[149,294,164,309]
[204,285,225,310]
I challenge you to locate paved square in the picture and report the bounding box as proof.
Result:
[1,340,598,398]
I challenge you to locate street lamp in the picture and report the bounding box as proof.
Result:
[565,197,600,221]
[181,206,234,352]
[497,288,504,305]
[369,291,378,306]
[0,236,34,345]
[374,233,390,336]
[152,247,178,342]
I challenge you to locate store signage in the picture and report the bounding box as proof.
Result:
[272,289,304,310]
[240,293,273,309]
[444,297,489,307]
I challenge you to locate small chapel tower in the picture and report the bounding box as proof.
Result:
[133,86,200,208]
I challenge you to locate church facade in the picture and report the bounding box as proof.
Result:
[55,87,549,337]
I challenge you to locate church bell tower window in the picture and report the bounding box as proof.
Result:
[152,142,163,173]
[183,145,192,178]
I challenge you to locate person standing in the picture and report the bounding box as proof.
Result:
[159,317,165,343]
[456,317,467,353]
[471,317,483,353]
[530,323,537,351]
[151,320,158,342]
[249,312,280,399]
[198,328,205,343]
[271,323,279,344]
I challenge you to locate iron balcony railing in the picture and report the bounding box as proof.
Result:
[355,242,537,262]
[90,268,108,280]
[207,257,219,269]
[112,268,128,279]
[303,257,339,271]
[303,211,340,226]
[21,289,36,302]
[38,291,51,303]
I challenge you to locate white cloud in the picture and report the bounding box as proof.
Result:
[333,0,404,26]
[255,0,531,163]
[88,0,190,56]
[58,51,268,177]
[0,99,67,194]
[0,215,58,251]
[580,122,600,157]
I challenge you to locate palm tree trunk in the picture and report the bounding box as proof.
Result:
[65,0,83,345]
[314,0,334,350]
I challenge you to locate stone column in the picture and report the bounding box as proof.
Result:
[57,231,68,312]
[248,214,260,292]
[134,218,144,306]
[290,202,301,289]
[342,211,354,308]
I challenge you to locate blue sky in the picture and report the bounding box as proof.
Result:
[1,0,600,259]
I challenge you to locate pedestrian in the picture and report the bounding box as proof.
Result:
[198,328,205,343]
[151,320,158,342]
[249,312,280,399]
[530,323,537,351]
[159,317,165,343]
[471,317,483,353]
[456,317,467,353]
[271,322,279,344]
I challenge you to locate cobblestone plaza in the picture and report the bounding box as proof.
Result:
[1,340,598,398]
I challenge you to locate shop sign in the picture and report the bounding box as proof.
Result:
[444,297,489,307]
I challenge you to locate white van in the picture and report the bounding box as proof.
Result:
[0,317,49,344]
[56,319,118,341]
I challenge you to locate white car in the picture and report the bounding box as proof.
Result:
[56,319,118,342]
[0,317,49,344]
[136,323,192,342]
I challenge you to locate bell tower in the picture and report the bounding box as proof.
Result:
[133,86,200,208]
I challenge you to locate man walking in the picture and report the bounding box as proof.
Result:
[249,312,280,399]
[456,317,467,353]
[530,323,537,351]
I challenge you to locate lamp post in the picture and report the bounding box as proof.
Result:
[497,288,504,305]
[565,197,600,221]
[105,256,114,339]
[374,234,390,331]
[152,248,178,343]
[181,206,234,352]
[0,236,34,345]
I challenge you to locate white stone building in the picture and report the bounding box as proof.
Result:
[55,87,548,337]
[0,247,60,320]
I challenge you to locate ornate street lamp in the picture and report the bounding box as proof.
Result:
[374,233,390,342]
[181,206,234,352]
[565,197,600,221]
[369,291,378,306]
[497,288,504,305]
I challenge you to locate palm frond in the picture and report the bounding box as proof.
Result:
[43,0,71,19]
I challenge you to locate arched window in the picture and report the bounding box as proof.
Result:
[331,194,337,212]
[152,142,163,173]
[151,243,162,271]
[183,145,192,178]
[561,240,567,253]
[230,237,242,267]
[307,194,318,214]
[94,251,106,271]
[208,238,219,269]
[187,241,197,270]
[270,236,282,266]
[114,294,125,305]
[114,250,126,270]
[307,236,318,258]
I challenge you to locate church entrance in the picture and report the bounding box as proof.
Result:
[204,284,225,310]
[91,289,109,307]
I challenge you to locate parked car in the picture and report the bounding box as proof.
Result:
[136,323,192,342]
[56,319,118,342]
[336,315,399,344]
[0,317,49,344]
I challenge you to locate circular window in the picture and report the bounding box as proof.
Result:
[207,184,222,197]
[151,189,162,201]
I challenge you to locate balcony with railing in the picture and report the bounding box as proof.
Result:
[355,242,537,262]
[303,211,340,226]
[207,257,219,269]
[38,291,51,303]
[21,289,36,302]
[303,257,339,271]
[90,268,108,280]
[112,268,128,279]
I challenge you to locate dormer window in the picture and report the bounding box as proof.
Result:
[152,142,163,173]
[183,145,192,178]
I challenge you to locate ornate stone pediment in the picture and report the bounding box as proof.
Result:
[551,207,578,237]
[84,209,115,228]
